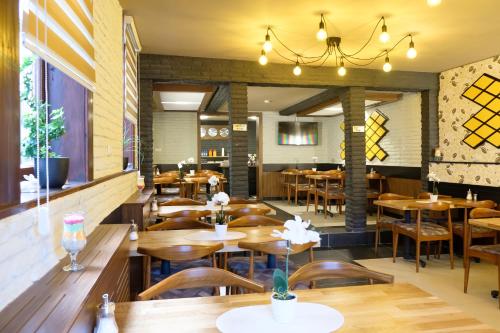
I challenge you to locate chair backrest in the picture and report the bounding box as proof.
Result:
[225,207,271,218]
[228,215,283,228]
[378,193,413,200]
[153,176,177,185]
[417,192,451,199]
[238,239,315,256]
[409,201,451,212]
[470,207,500,219]
[471,200,497,209]
[229,197,258,204]
[160,198,205,206]
[288,261,394,289]
[366,172,383,179]
[161,209,211,219]
[146,217,211,231]
[137,267,265,301]
[138,243,223,262]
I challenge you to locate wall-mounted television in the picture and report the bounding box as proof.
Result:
[278,122,319,145]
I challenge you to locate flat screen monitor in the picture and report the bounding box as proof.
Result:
[278,122,318,145]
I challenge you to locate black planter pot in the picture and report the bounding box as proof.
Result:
[34,157,70,189]
[123,157,129,170]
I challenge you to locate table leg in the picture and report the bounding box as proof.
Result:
[402,210,426,268]
[267,254,277,269]
[161,260,171,275]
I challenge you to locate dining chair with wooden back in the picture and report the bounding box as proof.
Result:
[288,260,394,290]
[281,169,298,202]
[393,201,454,272]
[366,172,385,214]
[153,175,178,196]
[146,217,211,231]
[138,243,224,290]
[225,207,271,219]
[375,193,413,256]
[229,197,258,204]
[229,240,315,290]
[316,173,345,218]
[289,170,316,206]
[305,173,331,215]
[161,209,211,220]
[159,198,205,206]
[227,215,284,228]
[137,267,265,301]
[464,208,500,308]
[453,200,497,257]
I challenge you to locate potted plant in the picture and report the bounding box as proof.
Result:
[427,172,440,202]
[177,160,186,179]
[208,175,219,201]
[270,216,320,323]
[21,57,68,189]
[212,191,229,238]
[187,157,195,175]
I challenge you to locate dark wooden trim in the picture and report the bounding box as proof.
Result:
[0,0,20,207]
[205,85,229,114]
[280,88,342,116]
[0,170,135,220]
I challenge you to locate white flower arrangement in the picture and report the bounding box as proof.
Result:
[312,156,318,163]
[212,191,230,224]
[427,172,440,195]
[177,160,185,169]
[187,157,195,164]
[208,175,219,186]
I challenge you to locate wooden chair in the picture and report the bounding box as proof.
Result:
[366,172,385,214]
[231,240,315,288]
[393,202,454,272]
[316,173,345,218]
[227,215,283,228]
[288,260,394,289]
[225,207,271,219]
[375,193,413,256]
[159,198,205,206]
[453,200,497,257]
[464,208,500,308]
[138,243,223,290]
[146,217,211,231]
[137,267,265,301]
[281,169,298,203]
[161,209,211,220]
[153,175,178,196]
[305,174,331,214]
[229,197,258,204]
[289,170,316,206]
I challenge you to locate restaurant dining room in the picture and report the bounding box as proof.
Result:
[1,0,500,332]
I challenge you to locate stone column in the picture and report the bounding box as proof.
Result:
[228,83,249,197]
[340,87,367,232]
[420,89,439,191]
[139,79,154,188]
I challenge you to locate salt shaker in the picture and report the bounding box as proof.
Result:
[466,189,472,201]
[473,193,478,202]
[151,197,159,212]
[129,219,138,241]
[94,294,118,333]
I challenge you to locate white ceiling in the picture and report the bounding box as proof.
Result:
[247,86,325,111]
[309,100,380,116]
[120,0,500,72]
[159,92,205,111]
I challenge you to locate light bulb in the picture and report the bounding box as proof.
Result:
[379,24,390,43]
[427,0,442,6]
[263,33,272,53]
[337,59,346,76]
[316,21,327,41]
[293,62,301,76]
[383,56,392,72]
[406,40,417,59]
[258,50,268,65]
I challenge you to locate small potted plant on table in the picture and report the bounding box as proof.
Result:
[212,191,230,238]
[427,172,440,202]
[270,216,320,323]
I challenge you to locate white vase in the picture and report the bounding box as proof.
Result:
[190,169,195,175]
[430,194,439,202]
[270,293,297,323]
[312,167,317,172]
[215,224,228,239]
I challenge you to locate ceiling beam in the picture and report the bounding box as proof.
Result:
[279,88,342,116]
[365,91,403,102]
[205,85,229,113]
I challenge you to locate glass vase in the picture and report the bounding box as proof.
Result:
[62,213,87,272]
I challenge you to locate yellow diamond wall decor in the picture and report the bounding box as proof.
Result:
[461,73,500,149]
[339,110,389,161]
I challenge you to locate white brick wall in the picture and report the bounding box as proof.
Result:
[153,112,198,164]
[0,0,137,311]
[93,0,124,178]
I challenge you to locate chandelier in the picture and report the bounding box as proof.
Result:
[257,14,417,76]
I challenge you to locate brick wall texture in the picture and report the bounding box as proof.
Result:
[0,0,137,311]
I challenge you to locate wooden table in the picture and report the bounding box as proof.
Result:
[114,283,495,332]
[158,203,276,217]
[469,217,500,231]
[373,198,479,267]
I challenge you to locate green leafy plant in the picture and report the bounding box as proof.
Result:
[20,56,65,158]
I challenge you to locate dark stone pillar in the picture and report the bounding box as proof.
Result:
[340,87,367,232]
[420,89,439,191]
[228,83,249,197]
[139,79,154,188]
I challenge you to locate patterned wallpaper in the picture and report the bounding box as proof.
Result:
[429,55,500,186]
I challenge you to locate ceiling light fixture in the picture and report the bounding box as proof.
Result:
[161,101,200,105]
[258,15,416,75]
[427,0,442,6]
[383,54,392,72]
[200,115,209,120]
[259,50,268,65]
[263,99,271,104]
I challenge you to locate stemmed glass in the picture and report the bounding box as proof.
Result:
[62,213,87,272]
